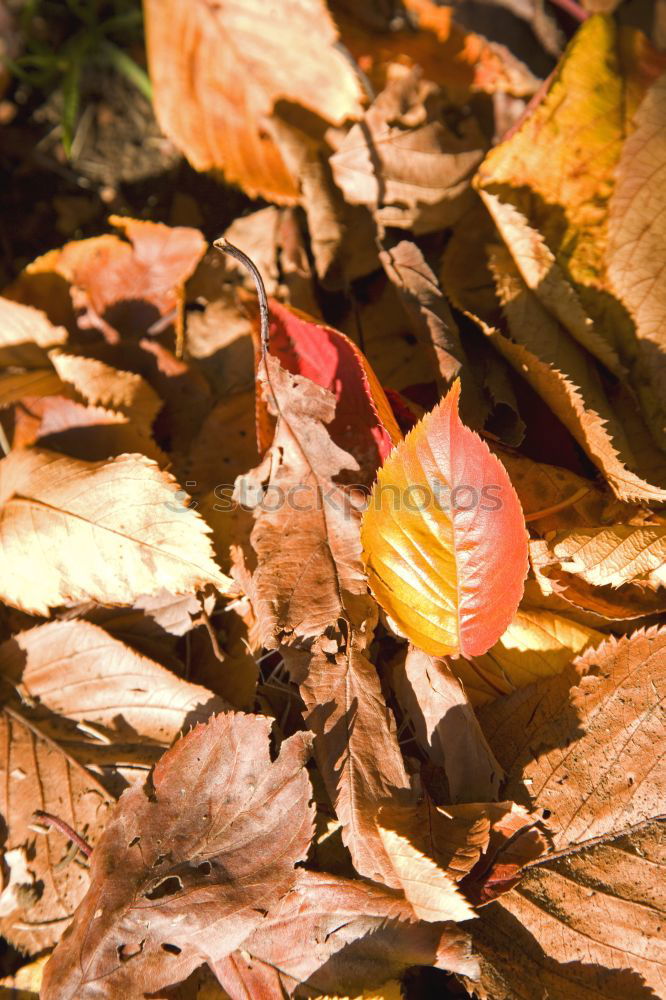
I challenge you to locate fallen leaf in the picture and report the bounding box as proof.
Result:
[296,640,413,888]
[540,524,666,589]
[467,818,666,1000]
[0,619,227,791]
[337,0,539,99]
[376,821,476,922]
[144,0,364,200]
[361,380,528,657]
[34,218,206,348]
[0,449,229,615]
[214,869,479,997]
[607,71,666,448]
[0,705,113,954]
[460,800,548,905]
[378,235,467,386]
[479,627,666,850]
[391,646,502,801]
[458,606,604,705]
[259,299,401,478]
[41,713,314,999]
[468,626,666,996]
[236,347,412,885]
[378,800,493,885]
[475,14,666,447]
[330,70,485,234]
[0,296,67,366]
[530,537,666,620]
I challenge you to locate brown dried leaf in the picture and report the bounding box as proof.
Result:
[297,642,412,888]
[42,713,314,999]
[0,450,229,615]
[238,352,412,885]
[330,72,485,234]
[49,352,162,426]
[337,0,538,100]
[530,538,666,621]
[215,869,479,997]
[539,525,666,589]
[144,0,364,201]
[479,627,666,851]
[383,800,493,882]
[48,217,206,345]
[0,619,226,790]
[0,297,67,367]
[467,818,665,1000]
[391,647,502,801]
[0,705,113,954]
[458,607,604,706]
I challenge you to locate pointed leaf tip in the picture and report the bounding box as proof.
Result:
[361,381,528,657]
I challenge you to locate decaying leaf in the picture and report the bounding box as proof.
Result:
[0,707,113,954]
[330,70,485,234]
[0,450,229,614]
[214,869,479,997]
[42,713,314,998]
[361,380,528,657]
[479,627,666,849]
[391,646,502,801]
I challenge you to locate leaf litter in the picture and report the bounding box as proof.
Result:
[0,4,665,999]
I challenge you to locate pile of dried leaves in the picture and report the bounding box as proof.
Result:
[0,1,664,998]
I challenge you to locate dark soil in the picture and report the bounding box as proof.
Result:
[0,67,259,288]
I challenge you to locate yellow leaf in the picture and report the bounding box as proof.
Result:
[361,381,528,657]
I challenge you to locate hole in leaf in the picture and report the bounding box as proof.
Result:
[145,875,183,900]
[198,861,212,875]
[117,939,144,962]
[161,943,182,955]
[128,836,140,848]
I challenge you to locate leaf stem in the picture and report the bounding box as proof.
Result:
[32,810,93,859]
[214,238,269,356]
[524,486,591,523]
[522,815,665,870]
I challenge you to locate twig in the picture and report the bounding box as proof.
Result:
[214,238,270,356]
[32,810,92,859]
[193,606,225,663]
